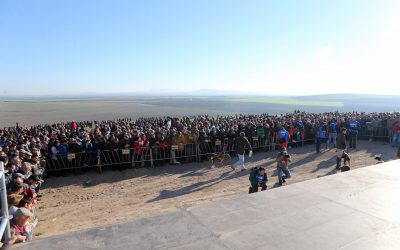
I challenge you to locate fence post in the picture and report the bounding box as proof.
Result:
[0,161,11,243]
[150,148,154,167]
[195,143,200,162]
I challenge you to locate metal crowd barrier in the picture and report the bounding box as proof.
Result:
[358,124,390,142]
[44,131,391,172]
[0,161,11,244]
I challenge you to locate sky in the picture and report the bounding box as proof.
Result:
[1,0,400,96]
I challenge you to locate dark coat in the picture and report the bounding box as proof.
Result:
[235,136,252,155]
[249,167,268,185]
[336,133,347,150]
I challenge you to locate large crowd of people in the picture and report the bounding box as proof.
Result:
[0,111,399,245]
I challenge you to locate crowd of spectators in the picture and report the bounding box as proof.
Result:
[0,152,42,244]
[0,111,399,167]
[0,111,399,245]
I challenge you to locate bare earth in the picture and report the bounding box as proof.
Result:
[34,141,396,239]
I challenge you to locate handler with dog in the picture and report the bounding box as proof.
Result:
[231,132,252,171]
[336,127,349,170]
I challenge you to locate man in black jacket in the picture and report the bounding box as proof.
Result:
[231,132,252,171]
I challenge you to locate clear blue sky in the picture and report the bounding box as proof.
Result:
[1,0,400,96]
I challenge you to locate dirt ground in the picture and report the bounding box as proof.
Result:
[34,141,397,239]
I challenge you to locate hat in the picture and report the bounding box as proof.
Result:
[19,149,32,156]
[7,194,23,206]
[28,174,40,181]
[14,173,26,179]
[13,208,33,219]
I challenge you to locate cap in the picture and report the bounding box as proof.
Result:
[19,149,32,156]
[13,207,33,219]
[28,174,40,181]
[7,194,24,206]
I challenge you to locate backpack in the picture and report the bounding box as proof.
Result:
[249,167,257,181]
[278,130,287,143]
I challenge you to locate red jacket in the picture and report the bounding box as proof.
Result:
[71,122,77,131]
[393,123,400,134]
[134,137,147,156]
[158,140,169,149]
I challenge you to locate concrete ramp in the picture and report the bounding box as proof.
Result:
[15,160,400,250]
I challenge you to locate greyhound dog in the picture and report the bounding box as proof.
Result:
[208,153,231,168]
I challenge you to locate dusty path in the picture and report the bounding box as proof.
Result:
[34,141,396,239]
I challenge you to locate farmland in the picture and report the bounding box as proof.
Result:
[1,94,399,127]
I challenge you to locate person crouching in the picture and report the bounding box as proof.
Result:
[249,166,268,193]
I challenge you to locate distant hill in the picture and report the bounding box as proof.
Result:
[296,93,400,100]
[293,94,400,112]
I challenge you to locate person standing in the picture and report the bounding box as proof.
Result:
[276,147,291,186]
[347,118,360,149]
[336,128,348,170]
[391,121,400,147]
[276,127,290,150]
[328,119,338,149]
[231,132,252,171]
[315,122,327,153]
[70,120,77,132]
[397,146,400,159]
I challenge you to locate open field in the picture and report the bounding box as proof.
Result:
[33,141,397,239]
[0,98,233,127]
[1,94,400,127]
[229,97,344,107]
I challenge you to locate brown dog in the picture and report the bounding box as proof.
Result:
[340,151,351,172]
[342,151,351,166]
[208,153,231,168]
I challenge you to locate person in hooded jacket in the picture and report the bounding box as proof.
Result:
[248,166,267,193]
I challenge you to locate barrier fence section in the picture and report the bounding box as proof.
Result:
[0,161,11,243]
[359,123,390,142]
[45,133,390,171]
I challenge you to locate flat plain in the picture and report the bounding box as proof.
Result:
[2,94,400,127]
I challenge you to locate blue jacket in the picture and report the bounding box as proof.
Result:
[249,167,268,185]
[278,129,289,143]
[329,122,337,133]
[58,143,68,159]
[316,126,327,139]
[347,120,360,134]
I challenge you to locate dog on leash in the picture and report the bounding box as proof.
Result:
[374,156,385,164]
[208,153,231,168]
[342,151,351,166]
[340,151,351,172]
[340,165,350,172]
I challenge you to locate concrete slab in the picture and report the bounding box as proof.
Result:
[14,160,400,250]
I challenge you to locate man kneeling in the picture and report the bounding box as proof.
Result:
[249,166,268,194]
